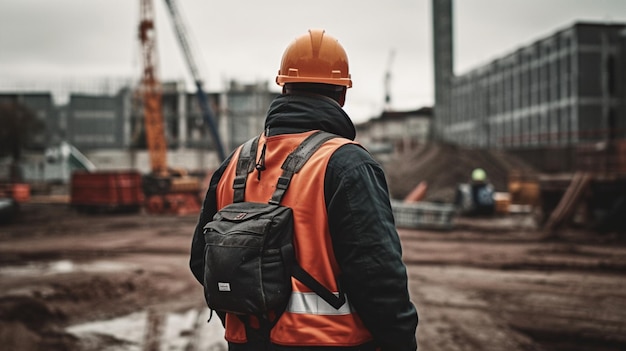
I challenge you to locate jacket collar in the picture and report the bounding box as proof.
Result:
[264,93,356,140]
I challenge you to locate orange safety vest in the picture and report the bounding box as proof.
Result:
[215,130,373,347]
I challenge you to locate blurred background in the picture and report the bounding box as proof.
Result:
[1,1,626,350]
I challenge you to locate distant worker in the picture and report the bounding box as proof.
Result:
[190,29,418,350]
[455,168,495,216]
[470,168,495,215]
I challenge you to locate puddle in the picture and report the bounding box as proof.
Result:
[1,259,227,349]
[67,308,226,351]
[0,259,133,277]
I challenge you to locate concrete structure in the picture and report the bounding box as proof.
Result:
[1,80,278,182]
[222,81,279,151]
[357,107,432,160]
[432,0,454,141]
[431,0,626,171]
[65,92,128,150]
[441,22,626,151]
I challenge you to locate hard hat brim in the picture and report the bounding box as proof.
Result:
[276,75,352,88]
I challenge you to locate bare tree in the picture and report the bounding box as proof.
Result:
[0,101,44,181]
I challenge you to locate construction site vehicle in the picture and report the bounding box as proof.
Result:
[68,0,218,216]
[71,171,144,213]
[137,0,207,215]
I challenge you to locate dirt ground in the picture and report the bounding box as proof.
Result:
[1,199,626,351]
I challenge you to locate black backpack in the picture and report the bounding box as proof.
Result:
[202,131,346,320]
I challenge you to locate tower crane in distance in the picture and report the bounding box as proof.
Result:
[138,0,203,215]
[138,0,167,176]
[384,49,395,112]
[163,0,226,162]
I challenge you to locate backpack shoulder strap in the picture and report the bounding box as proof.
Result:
[269,131,337,205]
[232,136,259,203]
[271,130,347,310]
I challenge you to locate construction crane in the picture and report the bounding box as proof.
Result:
[138,0,202,215]
[138,0,167,176]
[384,49,396,112]
[163,0,226,162]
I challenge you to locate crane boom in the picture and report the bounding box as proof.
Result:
[163,0,201,80]
[163,0,226,162]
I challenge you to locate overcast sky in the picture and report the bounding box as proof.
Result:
[1,0,625,123]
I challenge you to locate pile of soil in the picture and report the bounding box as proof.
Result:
[0,295,78,351]
[383,142,539,202]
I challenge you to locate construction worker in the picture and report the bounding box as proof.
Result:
[190,29,418,350]
[470,168,495,215]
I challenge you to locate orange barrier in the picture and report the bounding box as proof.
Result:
[11,183,31,203]
[404,181,428,203]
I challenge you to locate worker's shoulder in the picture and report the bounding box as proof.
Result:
[327,142,379,172]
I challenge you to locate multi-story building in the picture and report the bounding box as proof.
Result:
[222,81,279,151]
[65,91,129,150]
[357,107,432,158]
[1,80,278,181]
[442,22,626,152]
[432,13,626,172]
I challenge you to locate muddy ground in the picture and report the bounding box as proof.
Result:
[1,200,626,351]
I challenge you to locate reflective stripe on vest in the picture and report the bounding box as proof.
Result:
[287,292,353,315]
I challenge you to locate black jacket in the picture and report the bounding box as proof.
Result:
[190,93,418,351]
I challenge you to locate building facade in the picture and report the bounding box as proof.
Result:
[356,107,432,160]
[440,22,626,151]
[1,80,278,180]
[222,81,279,151]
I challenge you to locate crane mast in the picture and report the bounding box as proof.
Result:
[163,0,226,162]
[384,49,395,112]
[139,0,167,175]
[137,0,202,215]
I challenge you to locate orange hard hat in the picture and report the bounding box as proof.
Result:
[276,29,352,88]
